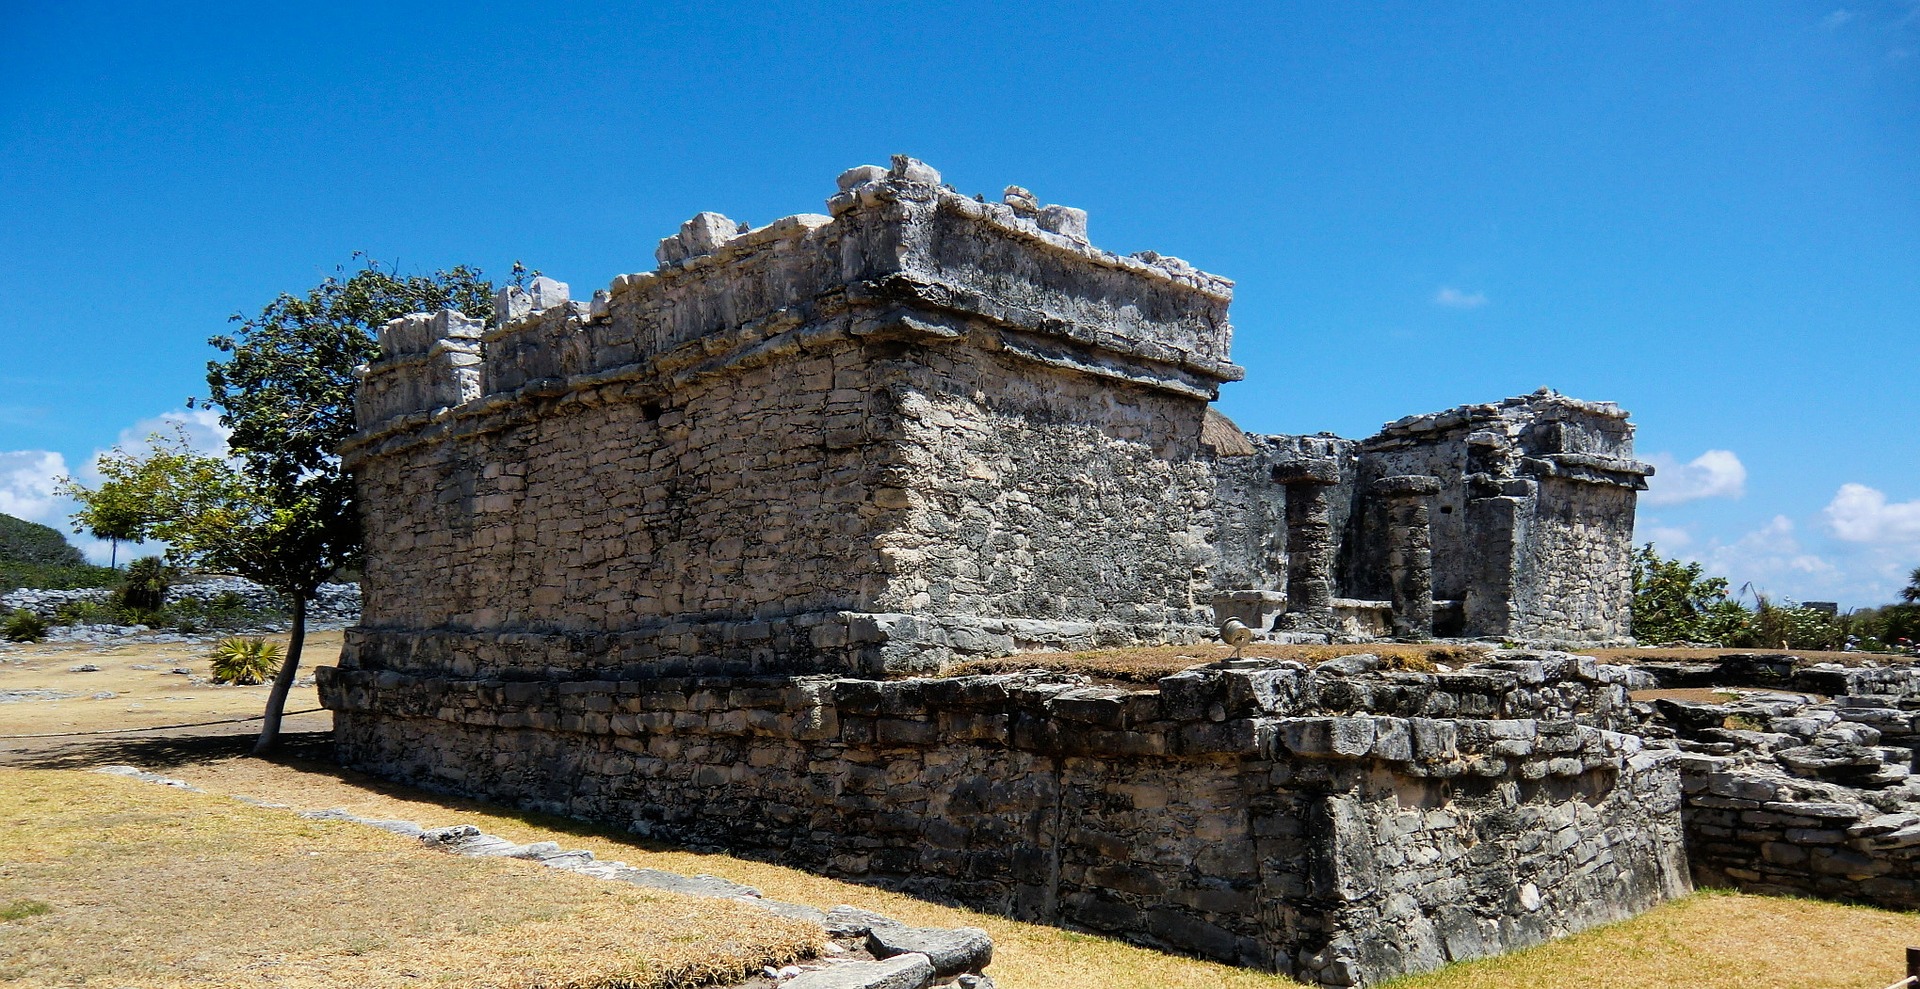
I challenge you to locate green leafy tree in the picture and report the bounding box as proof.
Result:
[199,257,494,752]
[67,482,151,568]
[1903,566,1920,606]
[1630,543,1751,644]
[71,257,495,753]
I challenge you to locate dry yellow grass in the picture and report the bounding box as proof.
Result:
[160,754,1310,989]
[0,630,332,738]
[1383,889,1918,989]
[0,768,818,989]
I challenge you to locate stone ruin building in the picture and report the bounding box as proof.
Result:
[322,156,1890,986]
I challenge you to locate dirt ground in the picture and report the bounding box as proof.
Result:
[0,630,333,760]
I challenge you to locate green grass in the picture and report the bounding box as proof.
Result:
[0,899,53,922]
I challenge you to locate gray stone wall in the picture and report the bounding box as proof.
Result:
[1210,431,1355,597]
[320,653,1687,987]
[1342,391,1650,643]
[343,157,1244,676]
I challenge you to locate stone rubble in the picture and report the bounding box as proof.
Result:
[1636,656,1920,910]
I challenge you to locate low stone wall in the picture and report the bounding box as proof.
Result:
[321,654,1689,987]
[0,578,361,628]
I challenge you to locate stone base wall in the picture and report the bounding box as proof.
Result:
[320,654,1689,987]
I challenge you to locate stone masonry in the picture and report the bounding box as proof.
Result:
[323,652,1689,986]
[323,158,1683,986]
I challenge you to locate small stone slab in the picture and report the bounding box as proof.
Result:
[825,905,904,937]
[617,868,761,899]
[784,954,934,989]
[867,925,993,976]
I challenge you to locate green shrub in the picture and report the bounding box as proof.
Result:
[1631,544,1748,644]
[209,637,283,685]
[53,599,115,626]
[116,556,171,613]
[1726,596,1845,651]
[2,609,48,643]
[0,899,52,921]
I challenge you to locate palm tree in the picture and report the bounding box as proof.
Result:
[1903,566,1920,605]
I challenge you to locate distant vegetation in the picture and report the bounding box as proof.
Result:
[1632,544,1920,652]
[0,512,116,594]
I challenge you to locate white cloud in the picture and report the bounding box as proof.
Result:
[0,408,229,565]
[1824,8,1856,29]
[1635,522,1693,551]
[101,409,230,470]
[1642,450,1746,506]
[0,450,70,525]
[1823,483,1920,547]
[1699,515,1839,600]
[1433,287,1487,309]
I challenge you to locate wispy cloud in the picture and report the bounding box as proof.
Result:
[1824,8,1857,29]
[1642,450,1747,506]
[1634,521,1695,551]
[1432,287,1487,309]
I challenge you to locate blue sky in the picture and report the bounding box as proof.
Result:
[1,2,1915,606]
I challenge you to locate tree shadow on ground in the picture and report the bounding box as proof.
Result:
[2,728,336,770]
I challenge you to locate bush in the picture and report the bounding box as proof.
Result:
[0,560,119,595]
[1727,595,1845,651]
[3,608,48,642]
[209,637,283,685]
[1846,604,1920,651]
[1631,544,1747,644]
[53,600,115,626]
[116,556,171,613]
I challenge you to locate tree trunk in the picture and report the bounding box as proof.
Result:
[110,539,117,569]
[253,594,307,755]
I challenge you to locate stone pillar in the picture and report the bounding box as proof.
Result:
[1273,459,1342,618]
[1373,475,1442,639]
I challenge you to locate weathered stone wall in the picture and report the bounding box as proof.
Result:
[343,157,1245,676]
[320,654,1689,987]
[1343,391,1650,642]
[876,347,1219,632]
[1210,432,1356,597]
[1507,478,1638,643]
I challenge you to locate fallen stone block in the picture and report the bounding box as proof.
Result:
[785,953,935,989]
[867,925,993,976]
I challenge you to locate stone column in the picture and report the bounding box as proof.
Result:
[1373,474,1442,639]
[1273,459,1342,618]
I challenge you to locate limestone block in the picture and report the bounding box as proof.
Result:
[655,211,744,266]
[866,925,992,976]
[1038,204,1089,243]
[785,954,935,989]
[837,164,888,191]
[888,154,941,185]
